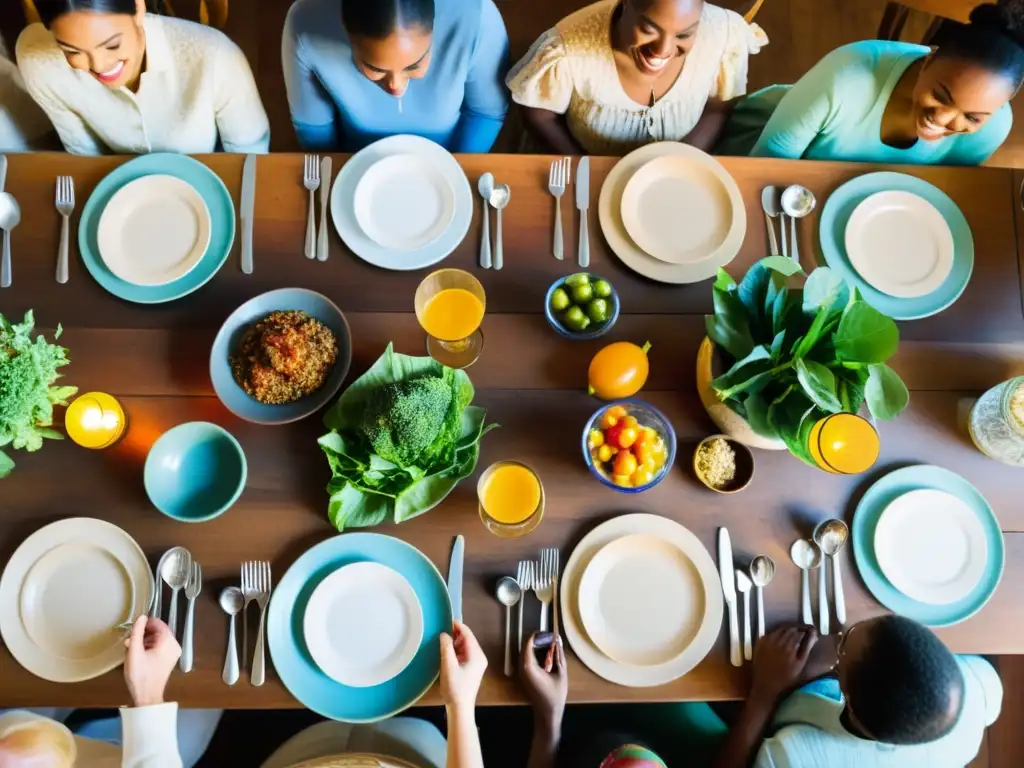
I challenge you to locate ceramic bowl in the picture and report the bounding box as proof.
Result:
[210,288,352,425]
[582,399,676,493]
[693,434,755,494]
[145,422,247,522]
[544,274,620,340]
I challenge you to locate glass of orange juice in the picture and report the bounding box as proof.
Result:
[478,461,544,538]
[808,413,880,474]
[414,268,485,369]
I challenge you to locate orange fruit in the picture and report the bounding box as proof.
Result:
[587,341,651,399]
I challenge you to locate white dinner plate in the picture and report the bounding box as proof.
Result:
[598,142,745,284]
[0,518,153,683]
[620,155,733,265]
[19,541,135,662]
[844,190,954,299]
[578,533,705,667]
[353,154,455,252]
[331,135,472,271]
[303,562,424,688]
[560,514,723,687]
[874,488,988,605]
[97,174,212,287]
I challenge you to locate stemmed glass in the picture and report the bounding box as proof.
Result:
[414,268,486,369]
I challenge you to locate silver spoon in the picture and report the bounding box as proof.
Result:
[814,519,850,632]
[781,185,816,271]
[219,587,243,686]
[477,173,494,269]
[790,539,822,629]
[750,555,776,641]
[159,547,192,639]
[496,576,522,677]
[0,193,21,289]
[735,569,753,662]
[760,187,782,257]
[761,187,782,260]
[489,183,510,272]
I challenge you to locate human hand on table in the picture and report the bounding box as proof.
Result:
[124,616,180,707]
[440,620,488,710]
[520,631,568,736]
[750,626,819,704]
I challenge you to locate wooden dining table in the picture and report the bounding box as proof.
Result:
[2,151,1024,710]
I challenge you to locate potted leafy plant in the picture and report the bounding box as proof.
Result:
[1,311,77,478]
[698,257,909,465]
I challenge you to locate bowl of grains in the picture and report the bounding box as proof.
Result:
[693,435,754,494]
[210,288,352,424]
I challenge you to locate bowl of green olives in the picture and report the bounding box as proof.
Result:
[545,273,620,340]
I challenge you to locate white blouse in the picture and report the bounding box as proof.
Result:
[16,14,270,155]
[506,0,767,156]
[0,34,52,151]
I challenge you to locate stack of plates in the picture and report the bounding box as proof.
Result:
[598,143,745,284]
[330,136,472,270]
[79,153,235,303]
[852,465,1004,627]
[819,172,973,320]
[268,533,452,722]
[0,518,154,682]
[560,514,723,687]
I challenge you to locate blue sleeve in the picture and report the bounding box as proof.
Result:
[751,45,874,160]
[282,4,340,151]
[452,0,509,153]
[947,106,1012,166]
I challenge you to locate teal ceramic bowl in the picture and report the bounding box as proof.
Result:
[144,422,247,522]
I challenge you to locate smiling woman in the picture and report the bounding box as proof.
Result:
[15,0,269,155]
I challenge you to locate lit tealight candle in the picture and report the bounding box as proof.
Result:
[65,392,127,449]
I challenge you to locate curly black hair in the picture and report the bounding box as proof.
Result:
[935,0,1024,89]
[844,616,965,745]
[341,0,435,40]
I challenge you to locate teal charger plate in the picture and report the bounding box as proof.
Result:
[852,465,1004,627]
[818,172,973,320]
[267,533,452,722]
[78,154,235,303]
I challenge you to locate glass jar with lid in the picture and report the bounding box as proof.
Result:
[969,376,1024,466]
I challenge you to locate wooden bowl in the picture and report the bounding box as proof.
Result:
[693,435,755,494]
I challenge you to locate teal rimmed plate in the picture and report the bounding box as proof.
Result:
[852,465,1003,627]
[267,533,452,722]
[78,154,235,303]
[819,172,973,320]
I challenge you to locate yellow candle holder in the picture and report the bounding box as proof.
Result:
[65,392,127,449]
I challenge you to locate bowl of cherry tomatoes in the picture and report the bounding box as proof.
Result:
[582,400,676,493]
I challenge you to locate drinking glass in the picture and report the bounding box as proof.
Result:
[414,268,485,369]
[477,461,545,538]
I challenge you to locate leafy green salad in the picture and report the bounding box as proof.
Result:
[1,311,77,478]
[318,343,497,531]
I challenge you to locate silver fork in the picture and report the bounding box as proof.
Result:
[247,561,272,686]
[241,562,258,672]
[535,549,558,632]
[548,157,571,260]
[303,155,320,260]
[181,562,202,673]
[55,176,74,283]
[516,560,533,652]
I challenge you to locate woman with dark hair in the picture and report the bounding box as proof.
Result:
[282,0,509,152]
[716,0,1024,164]
[16,0,269,155]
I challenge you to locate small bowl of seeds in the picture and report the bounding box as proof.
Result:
[693,435,754,494]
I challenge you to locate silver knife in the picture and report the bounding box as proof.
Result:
[240,154,256,274]
[0,155,8,193]
[317,156,332,262]
[718,528,741,668]
[448,535,464,624]
[575,156,590,269]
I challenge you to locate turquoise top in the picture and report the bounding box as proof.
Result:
[282,0,509,153]
[718,41,1012,165]
[754,656,1002,768]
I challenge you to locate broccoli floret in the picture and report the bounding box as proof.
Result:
[359,377,453,466]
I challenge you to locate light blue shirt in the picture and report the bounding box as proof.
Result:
[719,41,1011,165]
[754,656,1002,768]
[282,0,509,153]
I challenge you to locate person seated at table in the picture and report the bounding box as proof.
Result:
[715,0,1024,165]
[0,616,221,767]
[0,33,55,151]
[16,0,270,155]
[259,620,487,768]
[505,0,767,156]
[714,618,1002,768]
[282,0,509,153]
